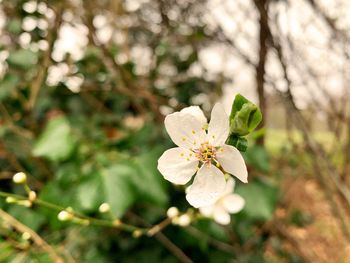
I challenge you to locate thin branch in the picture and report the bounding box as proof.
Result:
[253,0,270,145]
[0,209,64,262]
[126,211,194,263]
[154,233,194,263]
[27,4,63,110]
[185,226,237,255]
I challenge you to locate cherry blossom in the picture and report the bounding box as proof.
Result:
[157,103,248,208]
[199,178,245,225]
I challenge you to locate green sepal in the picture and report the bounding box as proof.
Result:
[226,135,248,152]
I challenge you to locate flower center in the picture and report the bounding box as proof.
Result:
[195,143,217,164]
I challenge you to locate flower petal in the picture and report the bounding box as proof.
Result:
[180,106,207,128]
[199,205,215,217]
[158,147,199,185]
[186,165,226,208]
[216,144,248,183]
[222,194,245,214]
[213,207,231,225]
[165,112,207,149]
[207,103,229,146]
[223,177,235,195]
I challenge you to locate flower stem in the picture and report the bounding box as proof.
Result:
[0,191,145,234]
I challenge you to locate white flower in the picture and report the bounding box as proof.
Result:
[199,178,245,225]
[157,103,248,208]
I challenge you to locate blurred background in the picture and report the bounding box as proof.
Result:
[1,0,350,262]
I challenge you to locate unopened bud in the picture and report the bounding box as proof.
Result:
[166,207,179,218]
[18,200,32,207]
[178,214,191,227]
[13,172,27,184]
[132,229,143,238]
[6,197,17,203]
[99,203,110,213]
[22,232,31,240]
[28,191,36,202]
[58,211,73,221]
[113,219,121,226]
[73,218,90,226]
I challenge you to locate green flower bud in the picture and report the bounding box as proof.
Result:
[229,94,262,136]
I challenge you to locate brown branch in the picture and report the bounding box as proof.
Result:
[304,0,350,44]
[268,79,350,242]
[81,2,165,121]
[253,0,270,145]
[0,209,63,262]
[154,232,194,263]
[126,212,193,263]
[27,4,63,110]
[0,103,33,139]
[185,226,237,255]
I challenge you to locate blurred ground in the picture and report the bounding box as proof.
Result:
[276,175,350,263]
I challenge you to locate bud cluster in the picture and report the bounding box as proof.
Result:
[166,207,192,227]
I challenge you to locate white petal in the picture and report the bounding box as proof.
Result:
[223,177,235,195]
[186,165,226,208]
[165,112,207,149]
[222,194,245,214]
[207,103,229,146]
[199,205,215,217]
[216,144,248,183]
[213,207,231,225]
[158,147,198,185]
[180,106,207,128]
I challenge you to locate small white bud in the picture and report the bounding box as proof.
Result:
[13,172,27,184]
[18,200,32,207]
[28,191,36,202]
[178,214,191,227]
[166,207,179,218]
[22,232,31,240]
[58,211,73,221]
[6,197,17,203]
[132,229,143,238]
[99,203,110,213]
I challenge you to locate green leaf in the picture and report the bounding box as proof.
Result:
[0,74,19,101]
[55,163,81,187]
[132,150,168,206]
[76,171,104,212]
[100,149,168,218]
[101,164,137,218]
[236,180,278,221]
[39,180,73,208]
[229,94,262,136]
[7,49,38,69]
[32,116,76,161]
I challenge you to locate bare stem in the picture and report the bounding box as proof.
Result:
[0,191,146,234]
